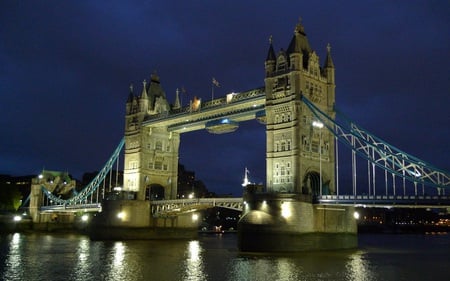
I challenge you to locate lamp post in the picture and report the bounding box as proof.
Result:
[312,120,324,196]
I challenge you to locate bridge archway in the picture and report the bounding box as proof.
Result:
[145,184,165,200]
[303,171,331,196]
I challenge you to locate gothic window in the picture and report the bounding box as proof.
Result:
[277,56,287,71]
[312,141,319,153]
[281,114,285,122]
[281,141,286,151]
[163,164,168,170]
[275,115,279,123]
[155,141,162,151]
[287,140,291,150]
[154,161,162,170]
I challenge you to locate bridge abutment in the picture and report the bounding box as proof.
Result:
[89,199,200,240]
[238,193,357,252]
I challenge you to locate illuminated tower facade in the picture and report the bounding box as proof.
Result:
[264,21,336,197]
[124,74,180,200]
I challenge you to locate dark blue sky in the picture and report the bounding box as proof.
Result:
[1,1,449,196]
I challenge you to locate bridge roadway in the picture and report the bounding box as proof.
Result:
[37,195,450,214]
[152,195,450,216]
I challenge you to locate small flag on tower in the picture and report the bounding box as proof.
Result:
[212,77,220,87]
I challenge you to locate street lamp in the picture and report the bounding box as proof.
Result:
[312,120,324,196]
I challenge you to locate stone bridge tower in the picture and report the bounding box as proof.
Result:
[124,73,180,200]
[264,21,336,197]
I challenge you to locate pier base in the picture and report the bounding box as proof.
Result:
[238,193,358,252]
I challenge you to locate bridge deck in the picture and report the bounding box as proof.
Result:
[317,195,450,208]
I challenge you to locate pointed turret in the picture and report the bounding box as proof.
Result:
[323,43,335,84]
[140,79,148,99]
[287,20,312,55]
[126,84,134,115]
[140,80,149,113]
[265,36,276,77]
[287,19,312,69]
[173,88,181,109]
[127,84,134,103]
[266,35,276,61]
[324,43,334,69]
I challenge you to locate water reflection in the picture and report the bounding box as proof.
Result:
[3,233,24,280]
[0,233,449,280]
[71,237,90,280]
[276,258,302,280]
[104,241,127,281]
[183,240,207,281]
[228,257,302,281]
[346,250,374,281]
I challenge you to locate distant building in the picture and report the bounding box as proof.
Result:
[177,164,208,198]
[0,174,36,200]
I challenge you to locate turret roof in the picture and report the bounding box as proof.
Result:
[324,43,335,68]
[266,36,276,61]
[286,21,312,55]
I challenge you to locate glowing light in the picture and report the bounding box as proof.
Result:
[281,202,292,218]
[113,186,122,191]
[81,214,89,222]
[117,212,125,219]
[188,193,194,199]
[353,211,360,220]
[312,120,324,128]
[192,214,199,221]
[13,215,22,222]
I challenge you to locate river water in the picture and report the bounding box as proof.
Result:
[0,232,449,281]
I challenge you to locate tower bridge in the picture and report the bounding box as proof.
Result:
[28,20,450,251]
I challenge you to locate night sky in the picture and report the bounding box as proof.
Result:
[1,1,449,196]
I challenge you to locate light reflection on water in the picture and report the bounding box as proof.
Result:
[1,233,450,281]
[3,233,23,281]
[183,240,207,281]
